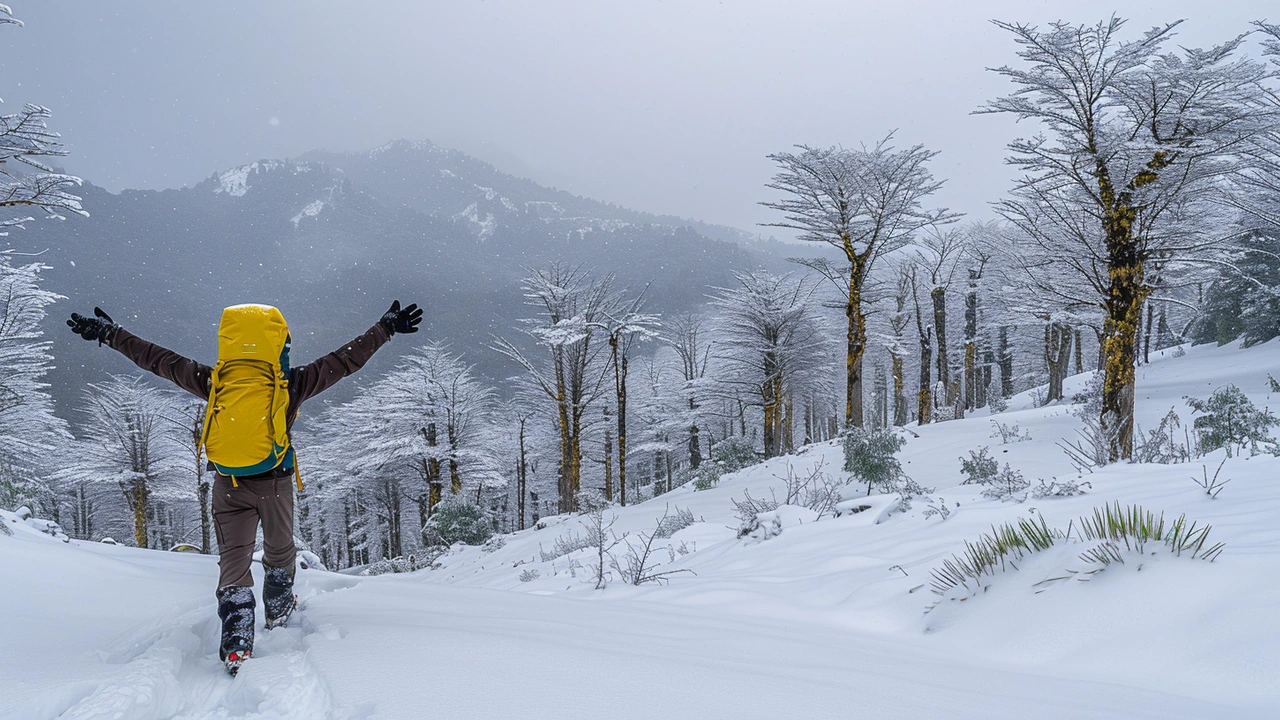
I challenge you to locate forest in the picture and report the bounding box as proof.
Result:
[4,14,1280,576]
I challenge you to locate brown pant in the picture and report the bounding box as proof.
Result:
[212,472,296,589]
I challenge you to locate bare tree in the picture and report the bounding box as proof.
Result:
[1,6,87,235]
[591,289,660,505]
[762,137,956,429]
[981,17,1274,460]
[914,227,966,412]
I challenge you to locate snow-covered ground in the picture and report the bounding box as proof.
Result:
[4,340,1278,719]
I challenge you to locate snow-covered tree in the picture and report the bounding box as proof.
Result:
[495,264,613,513]
[306,343,501,560]
[0,256,68,513]
[981,16,1275,460]
[661,311,716,468]
[762,136,957,428]
[1,5,86,236]
[591,289,660,505]
[709,271,833,458]
[68,375,184,549]
[161,397,211,554]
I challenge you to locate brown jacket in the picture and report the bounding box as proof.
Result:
[110,323,391,430]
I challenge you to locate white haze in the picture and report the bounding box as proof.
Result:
[3,0,1275,233]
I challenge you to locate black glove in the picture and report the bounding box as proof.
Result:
[379,300,422,336]
[67,307,120,345]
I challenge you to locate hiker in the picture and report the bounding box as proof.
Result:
[67,301,422,673]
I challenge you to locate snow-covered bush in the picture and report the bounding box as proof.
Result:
[362,554,439,576]
[538,530,593,563]
[982,464,1029,503]
[518,569,540,582]
[736,510,784,542]
[1185,385,1279,457]
[692,462,721,491]
[652,505,696,538]
[730,489,779,524]
[423,499,492,547]
[711,436,757,474]
[959,447,998,485]
[842,427,907,495]
[990,420,1031,444]
[776,457,843,517]
[1030,478,1090,499]
[1133,409,1193,464]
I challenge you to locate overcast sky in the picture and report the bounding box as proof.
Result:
[3,1,1275,233]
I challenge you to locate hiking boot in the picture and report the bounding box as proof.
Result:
[263,565,297,629]
[216,585,255,663]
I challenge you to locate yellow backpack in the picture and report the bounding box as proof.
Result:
[200,305,301,489]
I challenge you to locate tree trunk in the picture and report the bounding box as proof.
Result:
[1044,322,1073,403]
[762,351,780,457]
[964,268,979,410]
[844,255,867,429]
[198,478,211,554]
[917,328,933,425]
[616,348,629,507]
[688,411,702,470]
[932,287,950,403]
[425,424,442,514]
[1101,264,1146,462]
[998,326,1014,398]
[980,348,994,408]
[603,406,614,503]
[891,353,907,425]
[553,349,572,513]
[516,417,528,531]
[131,482,148,549]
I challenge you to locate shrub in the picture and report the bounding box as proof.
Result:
[959,447,998,485]
[423,499,493,547]
[653,505,697,538]
[1185,384,1279,456]
[990,420,1030,444]
[1133,409,1193,464]
[1030,478,1090,499]
[711,436,758,473]
[982,464,1029,503]
[842,427,907,495]
[692,462,721,491]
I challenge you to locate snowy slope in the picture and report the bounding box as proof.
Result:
[3,340,1278,719]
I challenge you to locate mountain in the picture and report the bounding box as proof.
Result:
[15,142,779,414]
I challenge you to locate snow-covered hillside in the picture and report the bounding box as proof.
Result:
[4,340,1278,719]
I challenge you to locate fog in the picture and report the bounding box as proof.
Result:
[5,0,1275,232]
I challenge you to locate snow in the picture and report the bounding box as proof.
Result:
[213,161,317,197]
[290,200,325,228]
[3,340,1278,718]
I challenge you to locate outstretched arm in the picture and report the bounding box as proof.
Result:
[69,307,212,399]
[290,300,421,408]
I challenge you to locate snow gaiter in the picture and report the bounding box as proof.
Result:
[216,585,255,660]
[263,565,296,623]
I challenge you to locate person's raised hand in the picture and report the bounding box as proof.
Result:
[379,300,423,336]
[67,307,120,345]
